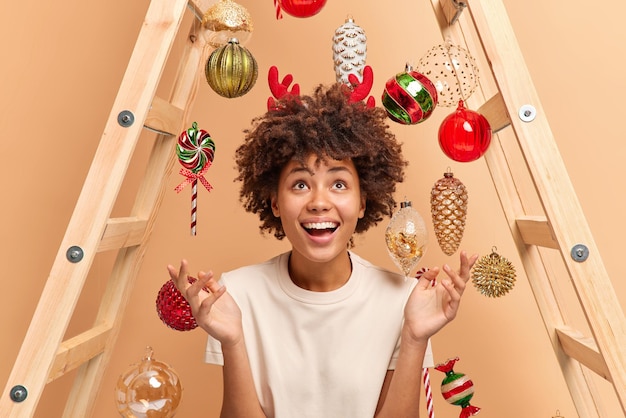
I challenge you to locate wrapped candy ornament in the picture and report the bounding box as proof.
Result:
[435,357,480,418]
[385,200,428,276]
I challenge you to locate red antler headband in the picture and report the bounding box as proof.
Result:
[266,65,375,111]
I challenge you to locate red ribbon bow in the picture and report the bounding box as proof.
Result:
[174,162,213,193]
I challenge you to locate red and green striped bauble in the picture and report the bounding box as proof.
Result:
[381,64,438,125]
[435,357,481,418]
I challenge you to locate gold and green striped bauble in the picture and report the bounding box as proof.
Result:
[205,38,258,98]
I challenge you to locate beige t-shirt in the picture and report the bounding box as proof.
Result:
[205,251,433,418]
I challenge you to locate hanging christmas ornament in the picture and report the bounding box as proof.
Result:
[435,357,480,418]
[201,0,254,48]
[417,41,479,107]
[156,277,199,331]
[333,17,367,85]
[431,169,468,256]
[205,38,258,98]
[385,200,428,276]
[175,122,215,236]
[275,0,327,18]
[439,100,492,162]
[471,247,517,297]
[115,347,182,418]
[381,63,438,125]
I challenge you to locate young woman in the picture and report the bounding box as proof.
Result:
[168,82,478,418]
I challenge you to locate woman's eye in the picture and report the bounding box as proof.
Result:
[293,181,308,190]
[333,181,347,190]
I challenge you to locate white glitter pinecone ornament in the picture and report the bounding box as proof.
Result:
[332,17,367,85]
[430,169,468,256]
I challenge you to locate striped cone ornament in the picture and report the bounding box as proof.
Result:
[382,63,438,125]
[435,357,480,418]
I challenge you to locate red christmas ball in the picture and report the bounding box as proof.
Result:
[156,278,198,331]
[438,100,492,162]
[277,0,327,18]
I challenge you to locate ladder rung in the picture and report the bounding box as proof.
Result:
[99,217,147,252]
[48,323,111,383]
[477,92,511,133]
[144,95,184,136]
[556,326,611,382]
[515,215,559,249]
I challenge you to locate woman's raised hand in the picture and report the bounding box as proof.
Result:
[403,251,479,343]
[167,260,243,347]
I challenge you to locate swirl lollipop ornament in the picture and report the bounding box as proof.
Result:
[175,121,215,236]
[385,200,428,276]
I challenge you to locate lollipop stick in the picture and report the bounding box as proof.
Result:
[423,367,435,418]
[191,179,197,236]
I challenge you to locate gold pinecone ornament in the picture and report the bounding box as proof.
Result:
[471,248,517,297]
[430,169,468,255]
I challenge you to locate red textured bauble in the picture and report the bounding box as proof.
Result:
[277,0,327,18]
[438,100,492,162]
[156,278,198,331]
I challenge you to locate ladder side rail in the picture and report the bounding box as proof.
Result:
[464,0,626,411]
[429,0,611,415]
[0,0,191,416]
[63,5,209,418]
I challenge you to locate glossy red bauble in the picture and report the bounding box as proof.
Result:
[438,100,492,162]
[277,0,327,18]
[156,279,198,331]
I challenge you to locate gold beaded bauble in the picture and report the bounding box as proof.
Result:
[205,38,258,98]
[202,0,253,48]
[471,248,516,297]
[431,169,468,256]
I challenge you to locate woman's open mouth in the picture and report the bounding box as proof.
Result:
[302,222,338,236]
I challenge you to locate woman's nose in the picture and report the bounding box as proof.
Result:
[307,189,331,212]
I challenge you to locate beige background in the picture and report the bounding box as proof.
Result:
[1,0,624,417]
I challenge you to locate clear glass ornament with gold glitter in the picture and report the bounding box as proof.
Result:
[471,247,516,297]
[385,200,428,277]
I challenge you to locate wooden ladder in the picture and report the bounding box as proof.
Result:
[432,0,626,416]
[0,0,211,416]
[2,0,625,417]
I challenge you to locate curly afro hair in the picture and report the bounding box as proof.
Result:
[235,82,407,240]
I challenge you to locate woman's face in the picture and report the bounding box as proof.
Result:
[271,155,365,265]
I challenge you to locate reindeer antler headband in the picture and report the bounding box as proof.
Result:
[266,65,376,111]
